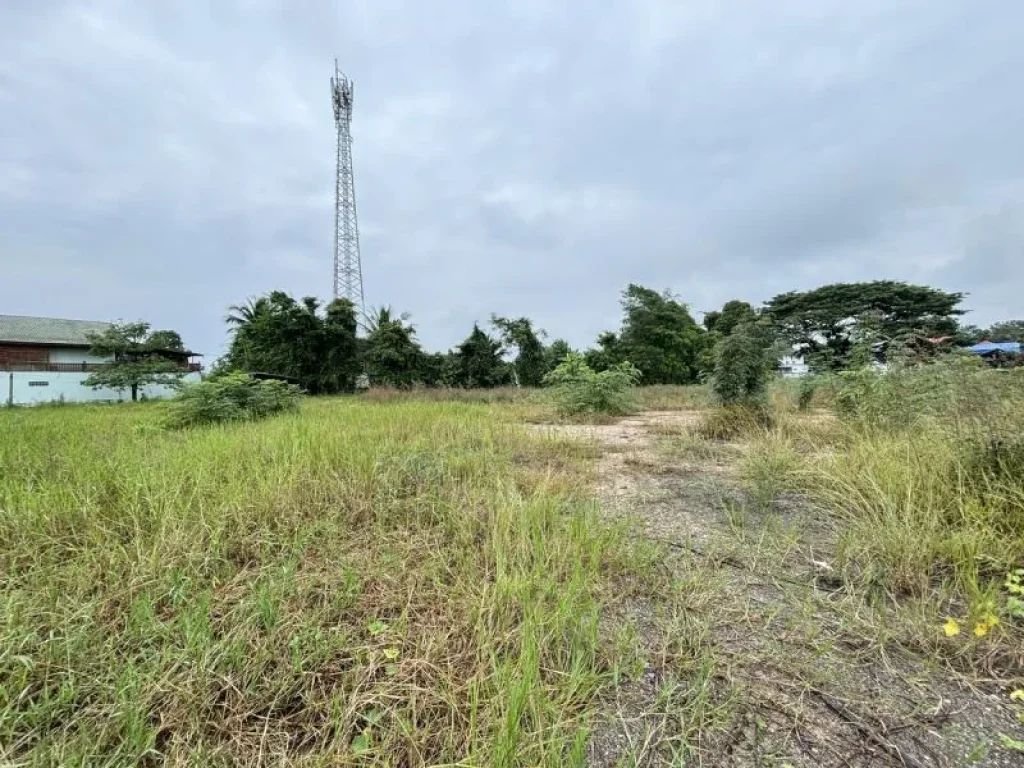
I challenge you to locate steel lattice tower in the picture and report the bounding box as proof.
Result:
[331,60,364,312]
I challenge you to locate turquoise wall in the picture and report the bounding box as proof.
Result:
[5,371,201,405]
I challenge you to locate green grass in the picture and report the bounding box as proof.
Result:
[358,385,531,405]
[802,424,1024,599]
[0,399,654,766]
[695,402,773,440]
[635,385,709,411]
[739,430,800,511]
[737,365,1024,657]
[6,365,1022,762]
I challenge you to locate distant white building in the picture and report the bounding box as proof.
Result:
[1,315,201,406]
[778,354,809,378]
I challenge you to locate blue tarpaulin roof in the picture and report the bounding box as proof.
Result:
[966,341,1022,355]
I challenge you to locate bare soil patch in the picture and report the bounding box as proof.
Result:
[536,410,1024,768]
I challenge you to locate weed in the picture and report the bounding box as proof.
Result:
[360,385,530,404]
[785,363,1024,640]
[696,403,773,440]
[635,385,710,411]
[1006,569,1024,620]
[659,430,733,464]
[741,432,801,511]
[722,498,750,531]
[0,398,655,764]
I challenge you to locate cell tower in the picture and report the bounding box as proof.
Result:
[331,60,364,312]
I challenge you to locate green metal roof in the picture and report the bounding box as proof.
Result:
[0,315,112,346]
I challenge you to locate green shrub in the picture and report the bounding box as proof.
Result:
[797,375,818,411]
[542,353,640,416]
[710,323,772,406]
[165,373,302,428]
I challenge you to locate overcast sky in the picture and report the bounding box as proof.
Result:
[2,1,1022,356]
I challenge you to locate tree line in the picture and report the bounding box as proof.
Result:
[211,280,1020,393]
[79,279,1021,399]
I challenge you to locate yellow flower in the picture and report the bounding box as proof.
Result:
[973,622,989,638]
[1010,690,1024,701]
[943,618,961,637]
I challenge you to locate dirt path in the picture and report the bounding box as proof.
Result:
[535,411,1022,768]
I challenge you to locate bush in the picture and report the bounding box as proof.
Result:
[542,353,640,416]
[797,375,818,411]
[710,323,772,406]
[165,373,302,428]
[701,325,777,439]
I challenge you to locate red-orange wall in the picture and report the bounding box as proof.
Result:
[0,344,47,364]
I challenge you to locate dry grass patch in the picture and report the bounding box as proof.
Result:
[635,385,709,412]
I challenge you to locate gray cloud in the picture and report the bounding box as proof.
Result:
[1,0,1022,357]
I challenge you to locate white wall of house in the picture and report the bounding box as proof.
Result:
[48,347,112,364]
[779,355,810,378]
[5,371,201,406]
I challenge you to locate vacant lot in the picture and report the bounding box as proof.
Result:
[2,367,1023,766]
[2,400,665,766]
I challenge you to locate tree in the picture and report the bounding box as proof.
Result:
[701,300,761,380]
[545,338,574,374]
[954,323,986,346]
[953,320,1024,347]
[703,300,757,336]
[453,324,508,387]
[764,281,965,371]
[491,315,546,387]
[985,320,1024,343]
[226,297,270,328]
[418,351,459,387]
[146,329,185,351]
[84,321,188,401]
[319,298,361,393]
[364,313,425,387]
[364,305,411,334]
[584,332,623,373]
[613,284,709,384]
[223,291,359,393]
[711,322,773,405]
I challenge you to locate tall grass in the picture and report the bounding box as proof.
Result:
[744,361,1024,626]
[635,385,709,411]
[806,429,1023,597]
[359,385,531,405]
[0,400,651,765]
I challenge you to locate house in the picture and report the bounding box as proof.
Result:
[1,314,201,405]
[778,354,809,378]
[965,340,1022,356]
[963,340,1022,367]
